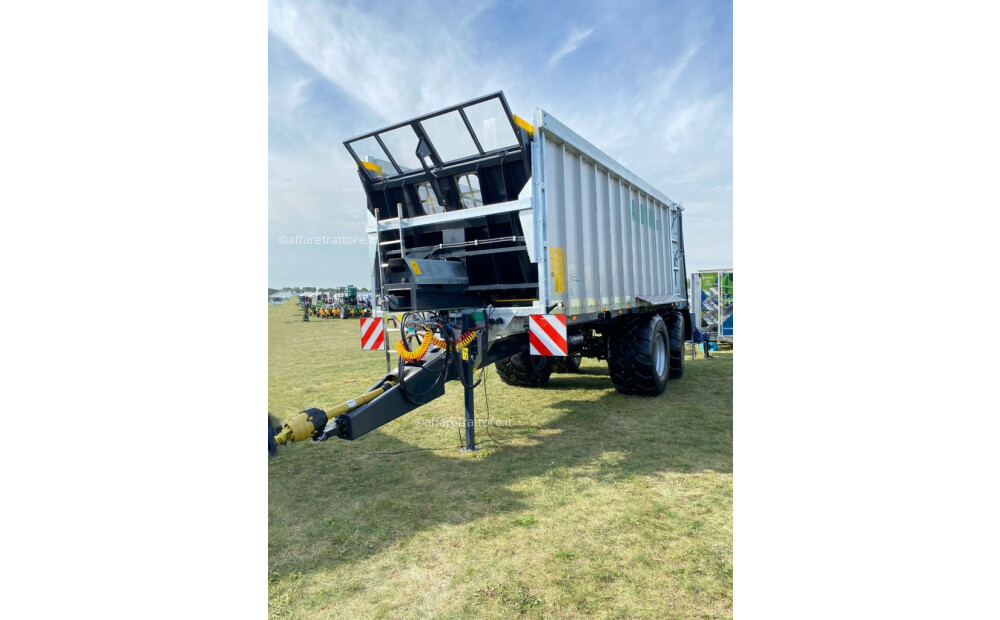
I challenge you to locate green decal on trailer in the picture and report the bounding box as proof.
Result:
[630,199,661,230]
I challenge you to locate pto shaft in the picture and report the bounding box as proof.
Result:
[272,380,397,446]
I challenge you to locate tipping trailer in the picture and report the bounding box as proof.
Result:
[273,92,690,451]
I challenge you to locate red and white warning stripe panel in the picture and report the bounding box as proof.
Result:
[360,317,385,350]
[528,314,567,356]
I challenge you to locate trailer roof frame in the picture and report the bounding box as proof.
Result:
[344,91,526,183]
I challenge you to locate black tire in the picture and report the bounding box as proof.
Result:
[495,349,554,387]
[553,353,583,373]
[607,313,669,396]
[665,312,685,379]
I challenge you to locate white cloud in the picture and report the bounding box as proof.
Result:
[548,26,595,68]
[648,40,704,106]
[457,0,496,30]
[268,0,514,122]
[660,96,723,155]
[269,77,313,115]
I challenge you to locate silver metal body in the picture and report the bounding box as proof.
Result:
[530,109,687,316]
[364,108,688,350]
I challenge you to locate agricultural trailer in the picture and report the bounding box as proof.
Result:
[274,92,690,451]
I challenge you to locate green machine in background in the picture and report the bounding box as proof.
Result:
[338,284,369,319]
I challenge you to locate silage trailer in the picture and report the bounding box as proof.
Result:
[273,92,690,452]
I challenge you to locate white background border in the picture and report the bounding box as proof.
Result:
[3,1,998,617]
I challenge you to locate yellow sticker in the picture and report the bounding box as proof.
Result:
[461,348,469,360]
[549,246,565,294]
[359,160,383,176]
[512,114,534,137]
[409,260,422,275]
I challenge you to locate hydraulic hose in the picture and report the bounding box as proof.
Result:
[394,321,477,362]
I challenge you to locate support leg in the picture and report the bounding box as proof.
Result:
[461,313,478,452]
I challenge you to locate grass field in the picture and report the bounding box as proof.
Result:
[269,300,732,619]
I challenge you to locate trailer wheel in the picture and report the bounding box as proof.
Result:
[607,314,669,396]
[495,350,554,387]
[665,312,685,379]
[553,353,582,373]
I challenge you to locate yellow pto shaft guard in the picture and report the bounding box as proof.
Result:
[273,380,398,445]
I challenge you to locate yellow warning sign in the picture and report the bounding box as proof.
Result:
[461,347,469,361]
[409,260,422,275]
[549,246,565,294]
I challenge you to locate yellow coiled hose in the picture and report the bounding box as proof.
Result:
[395,325,477,361]
[431,331,477,350]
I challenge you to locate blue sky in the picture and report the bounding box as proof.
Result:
[268,0,732,288]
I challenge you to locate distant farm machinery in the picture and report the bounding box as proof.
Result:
[311,304,370,319]
[299,288,373,319]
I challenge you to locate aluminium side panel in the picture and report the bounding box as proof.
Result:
[534,109,685,316]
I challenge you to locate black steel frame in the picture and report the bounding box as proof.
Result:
[346,92,536,312]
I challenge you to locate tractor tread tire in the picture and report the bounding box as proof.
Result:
[665,312,685,380]
[495,351,554,387]
[607,314,669,396]
[553,353,583,373]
